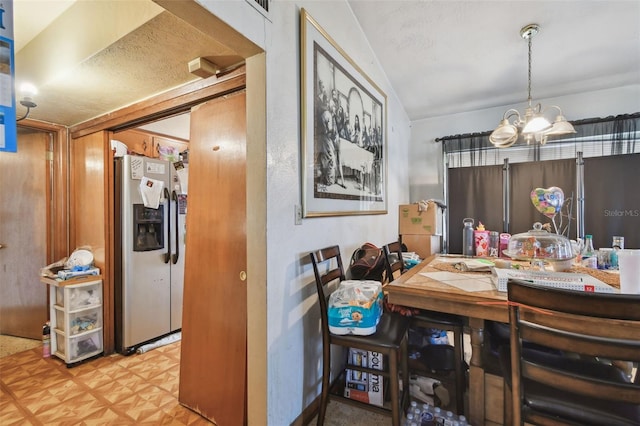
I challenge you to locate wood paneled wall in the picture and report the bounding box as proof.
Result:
[70,131,113,352]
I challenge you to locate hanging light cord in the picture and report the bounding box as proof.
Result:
[527,34,533,108]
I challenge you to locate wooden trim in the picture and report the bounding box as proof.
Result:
[70,68,246,139]
[17,119,70,263]
[289,395,320,426]
[53,127,70,262]
[104,131,115,355]
[17,118,66,133]
[245,53,268,426]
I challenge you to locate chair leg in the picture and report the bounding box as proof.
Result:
[453,326,465,415]
[388,350,400,426]
[401,334,410,414]
[503,377,513,426]
[317,346,331,426]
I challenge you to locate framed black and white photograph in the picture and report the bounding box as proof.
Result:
[300,8,387,217]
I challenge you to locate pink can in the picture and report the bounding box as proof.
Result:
[499,233,511,257]
[474,230,490,257]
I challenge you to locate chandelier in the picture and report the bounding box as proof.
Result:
[489,24,576,148]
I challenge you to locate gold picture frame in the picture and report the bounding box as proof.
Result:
[300,8,387,217]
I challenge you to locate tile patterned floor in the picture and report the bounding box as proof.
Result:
[0,342,213,425]
[1,339,440,425]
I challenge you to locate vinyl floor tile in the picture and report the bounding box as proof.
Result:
[1,341,397,425]
[0,343,215,425]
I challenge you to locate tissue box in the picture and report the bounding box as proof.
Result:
[328,280,383,336]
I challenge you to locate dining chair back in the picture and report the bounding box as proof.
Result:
[505,278,640,425]
[309,245,410,426]
[382,241,467,414]
[382,240,405,283]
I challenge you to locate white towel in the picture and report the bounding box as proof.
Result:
[140,177,164,209]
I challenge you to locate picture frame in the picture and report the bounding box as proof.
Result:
[300,8,387,217]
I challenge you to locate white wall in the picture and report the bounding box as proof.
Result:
[196,1,412,424]
[409,84,640,202]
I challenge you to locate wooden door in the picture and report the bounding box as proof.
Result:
[179,90,247,425]
[0,128,49,339]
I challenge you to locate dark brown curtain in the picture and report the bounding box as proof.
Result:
[584,154,640,249]
[509,159,576,239]
[448,165,503,254]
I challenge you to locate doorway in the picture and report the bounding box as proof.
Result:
[0,127,50,342]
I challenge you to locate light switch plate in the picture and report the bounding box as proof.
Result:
[295,205,302,225]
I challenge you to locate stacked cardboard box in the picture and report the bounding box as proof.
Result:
[398,202,442,259]
[344,349,384,407]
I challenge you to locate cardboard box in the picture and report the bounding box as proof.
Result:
[401,234,441,259]
[399,202,442,235]
[344,349,384,407]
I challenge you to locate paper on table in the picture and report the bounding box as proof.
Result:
[140,177,164,209]
[433,257,495,271]
[419,271,496,292]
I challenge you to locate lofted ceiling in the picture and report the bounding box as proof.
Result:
[13,0,640,129]
[348,0,640,121]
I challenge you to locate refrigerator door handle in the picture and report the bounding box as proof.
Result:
[164,187,171,264]
[172,190,179,264]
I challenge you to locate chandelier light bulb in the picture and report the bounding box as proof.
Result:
[19,82,38,98]
[16,82,39,121]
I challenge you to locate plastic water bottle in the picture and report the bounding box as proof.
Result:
[444,410,456,425]
[420,403,435,425]
[581,234,596,268]
[42,321,51,358]
[432,407,443,424]
[611,236,624,269]
[458,415,468,425]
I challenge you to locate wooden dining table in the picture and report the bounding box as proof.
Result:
[386,254,510,426]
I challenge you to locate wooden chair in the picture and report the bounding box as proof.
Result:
[382,241,467,414]
[309,245,410,426]
[503,278,640,425]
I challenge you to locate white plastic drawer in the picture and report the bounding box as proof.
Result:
[54,306,102,336]
[55,280,102,310]
[55,329,103,362]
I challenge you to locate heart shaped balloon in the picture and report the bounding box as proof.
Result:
[530,187,564,218]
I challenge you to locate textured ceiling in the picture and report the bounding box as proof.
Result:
[348,0,640,120]
[13,0,242,127]
[13,0,640,129]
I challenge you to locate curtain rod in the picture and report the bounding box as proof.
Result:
[434,112,640,142]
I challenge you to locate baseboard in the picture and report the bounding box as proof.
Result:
[289,395,320,426]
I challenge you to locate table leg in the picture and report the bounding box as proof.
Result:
[468,317,485,425]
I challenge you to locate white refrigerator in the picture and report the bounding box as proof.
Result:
[114,154,187,354]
